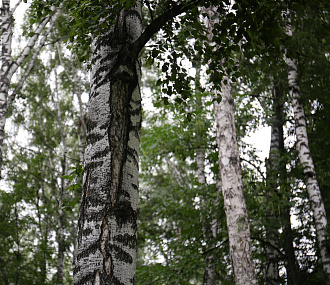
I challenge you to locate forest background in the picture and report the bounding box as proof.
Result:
[0,0,329,284]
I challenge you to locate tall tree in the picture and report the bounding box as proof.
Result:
[70,1,221,283]
[203,6,258,284]
[284,20,330,278]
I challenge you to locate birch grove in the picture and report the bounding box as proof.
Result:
[0,1,329,284]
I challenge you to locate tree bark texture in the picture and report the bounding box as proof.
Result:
[74,4,142,285]
[203,6,257,285]
[285,51,330,277]
[265,94,281,284]
[213,79,258,285]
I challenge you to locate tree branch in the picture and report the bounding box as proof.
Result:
[132,0,202,56]
[251,236,286,258]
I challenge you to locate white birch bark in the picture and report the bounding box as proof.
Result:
[285,49,330,276]
[284,22,330,277]
[213,79,258,285]
[203,6,257,284]
[74,3,142,284]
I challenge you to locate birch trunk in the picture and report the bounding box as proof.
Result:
[55,69,67,285]
[198,147,216,285]
[203,6,257,284]
[285,38,330,277]
[265,133,280,284]
[213,79,257,285]
[0,1,61,170]
[74,3,142,284]
[266,83,299,284]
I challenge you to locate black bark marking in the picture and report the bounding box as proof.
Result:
[90,146,110,161]
[109,244,133,264]
[76,242,100,260]
[114,233,137,249]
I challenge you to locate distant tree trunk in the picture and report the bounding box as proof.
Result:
[55,71,67,285]
[265,84,281,284]
[266,81,299,284]
[0,1,61,171]
[203,7,257,285]
[198,147,216,285]
[73,4,142,284]
[213,77,258,285]
[194,60,217,285]
[285,26,330,276]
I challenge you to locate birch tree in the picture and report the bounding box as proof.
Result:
[203,7,258,284]
[70,1,208,283]
[0,0,62,171]
[285,21,330,278]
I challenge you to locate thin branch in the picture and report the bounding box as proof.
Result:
[7,3,63,83]
[251,236,286,258]
[202,238,229,255]
[144,0,154,22]
[12,0,23,15]
[240,157,266,180]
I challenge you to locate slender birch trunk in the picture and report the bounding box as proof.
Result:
[203,7,257,284]
[74,3,143,284]
[265,82,299,284]
[285,25,330,277]
[213,78,258,285]
[55,68,67,285]
[198,146,216,285]
[0,1,61,170]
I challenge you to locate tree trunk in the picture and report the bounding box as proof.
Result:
[203,7,257,284]
[193,61,217,285]
[74,3,142,284]
[265,91,281,284]
[266,81,299,284]
[55,70,67,285]
[213,78,257,285]
[0,1,61,171]
[285,46,330,278]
